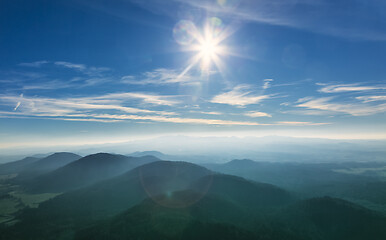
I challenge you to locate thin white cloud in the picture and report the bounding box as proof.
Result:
[297,97,386,116]
[189,110,223,115]
[318,83,386,93]
[0,113,121,123]
[19,61,49,67]
[22,80,74,90]
[54,61,87,71]
[282,109,332,116]
[296,97,314,103]
[0,93,329,126]
[0,110,328,126]
[275,121,330,126]
[121,68,195,85]
[211,85,270,107]
[356,95,386,103]
[92,92,181,106]
[54,61,110,76]
[198,111,222,115]
[244,111,272,118]
[0,93,177,117]
[12,65,197,91]
[262,79,273,90]
[82,113,269,126]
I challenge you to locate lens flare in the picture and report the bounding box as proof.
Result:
[197,35,222,70]
[174,17,230,75]
[173,20,197,45]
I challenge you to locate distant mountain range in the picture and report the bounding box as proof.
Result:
[0,156,41,175]
[15,152,82,180]
[204,158,382,191]
[1,151,386,240]
[25,153,160,193]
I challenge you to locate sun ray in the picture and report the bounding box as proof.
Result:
[177,52,203,80]
[173,18,233,77]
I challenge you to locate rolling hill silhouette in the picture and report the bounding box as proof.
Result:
[0,156,41,175]
[25,153,160,193]
[204,159,375,192]
[2,161,297,239]
[277,196,386,240]
[16,152,81,180]
[3,158,386,240]
[191,174,295,209]
[74,190,296,240]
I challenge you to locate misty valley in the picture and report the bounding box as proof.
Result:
[1,150,386,240]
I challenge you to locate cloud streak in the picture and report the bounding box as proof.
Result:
[0,93,178,117]
[318,83,386,93]
[121,68,196,85]
[262,79,273,90]
[54,61,111,76]
[19,61,49,67]
[0,93,327,126]
[244,111,272,118]
[297,97,386,116]
[211,85,270,107]
[91,92,181,106]
[356,95,386,103]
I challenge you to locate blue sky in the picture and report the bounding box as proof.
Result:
[0,0,386,150]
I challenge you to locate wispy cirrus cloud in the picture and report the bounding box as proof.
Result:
[297,97,386,116]
[189,111,223,115]
[22,80,75,90]
[14,63,199,91]
[54,61,111,76]
[0,110,327,126]
[356,95,386,103]
[19,77,114,90]
[9,61,115,90]
[19,61,49,67]
[281,109,332,116]
[0,114,122,123]
[91,92,181,106]
[276,121,329,126]
[211,85,270,107]
[262,79,273,90]
[244,111,272,118]
[0,93,263,125]
[318,83,386,93]
[81,113,268,126]
[82,114,327,126]
[121,68,195,85]
[54,61,87,71]
[18,60,111,76]
[0,93,177,117]
[0,93,328,126]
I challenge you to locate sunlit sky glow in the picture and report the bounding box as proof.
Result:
[0,0,386,151]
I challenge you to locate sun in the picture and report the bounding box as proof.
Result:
[199,39,218,59]
[173,18,231,76]
[197,36,223,70]
[192,22,227,72]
